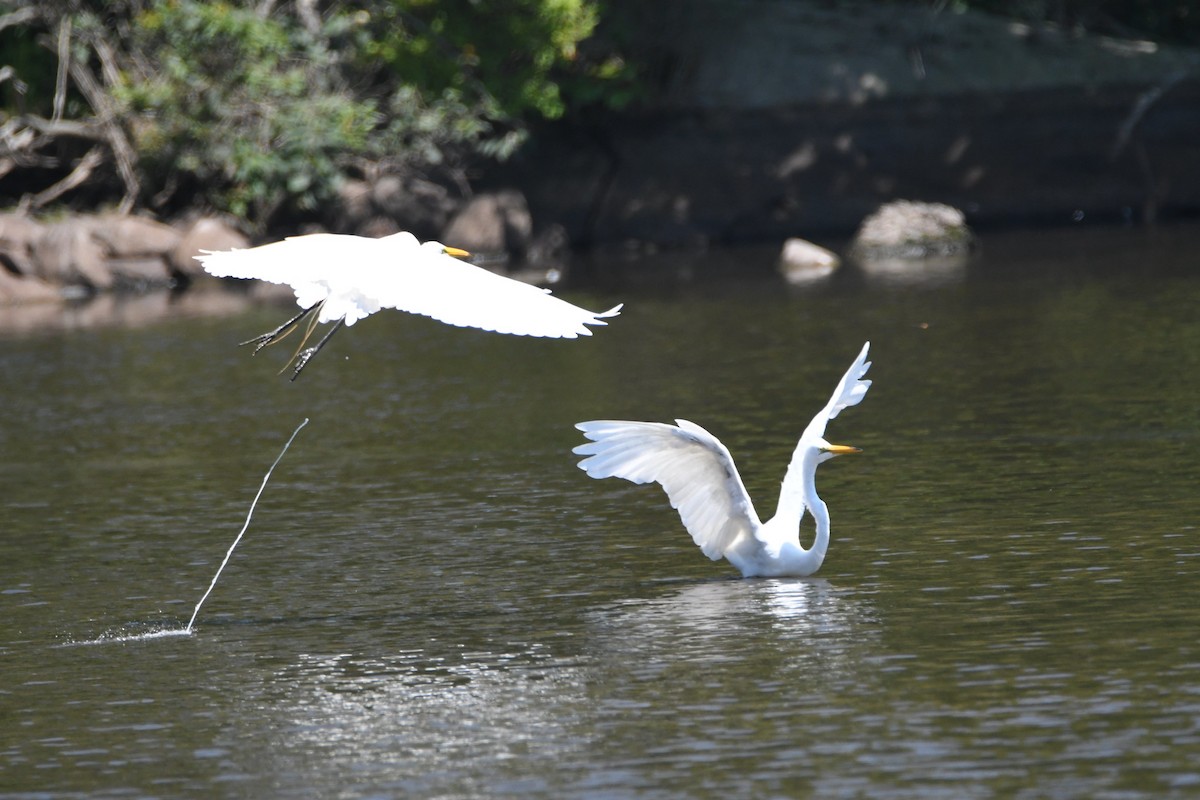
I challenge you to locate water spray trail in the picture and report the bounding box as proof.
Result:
[186,418,309,633]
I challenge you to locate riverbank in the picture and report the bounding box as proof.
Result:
[2,1,1198,310]
[485,1,1200,249]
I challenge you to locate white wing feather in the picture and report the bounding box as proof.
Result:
[368,248,621,338]
[574,419,762,560]
[196,232,621,337]
[802,341,872,442]
[196,233,365,283]
[196,234,385,324]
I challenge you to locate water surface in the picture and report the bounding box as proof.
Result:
[2,222,1199,797]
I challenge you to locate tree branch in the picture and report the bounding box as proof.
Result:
[1110,67,1193,159]
[20,146,105,211]
[16,114,105,141]
[68,59,140,213]
[53,14,71,122]
[0,5,38,35]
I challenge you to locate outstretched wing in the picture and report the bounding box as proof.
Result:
[197,232,621,337]
[574,419,762,560]
[196,234,370,285]
[196,234,385,319]
[370,247,621,338]
[802,341,872,442]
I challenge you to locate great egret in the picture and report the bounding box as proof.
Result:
[196,231,622,379]
[573,342,872,578]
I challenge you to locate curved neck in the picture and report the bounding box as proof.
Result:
[773,449,831,564]
[804,494,830,566]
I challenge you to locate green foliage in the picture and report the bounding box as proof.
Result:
[3,0,624,227]
[120,0,626,224]
[347,0,600,120]
[117,0,379,220]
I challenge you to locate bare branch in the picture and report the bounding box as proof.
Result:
[89,27,124,89]
[296,0,321,35]
[53,15,72,122]
[1110,68,1193,159]
[68,60,140,212]
[0,119,47,166]
[0,5,39,35]
[16,115,105,141]
[20,146,104,211]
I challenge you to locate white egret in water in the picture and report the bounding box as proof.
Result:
[196,232,622,379]
[574,342,872,578]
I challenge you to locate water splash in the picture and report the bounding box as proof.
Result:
[69,625,193,646]
[185,417,309,633]
[63,418,310,646]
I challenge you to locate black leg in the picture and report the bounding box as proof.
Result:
[240,305,317,354]
[290,318,345,381]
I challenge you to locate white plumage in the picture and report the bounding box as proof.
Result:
[575,342,872,578]
[196,231,622,378]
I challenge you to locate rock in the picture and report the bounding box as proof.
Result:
[90,214,181,258]
[83,215,178,288]
[31,219,113,290]
[334,178,374,231]
[0,212,44,276]
[370,174,458,238]
[779,237,840,283]
[105,257,175,289]
[441,190,534,263]
[850,200,975,262]
[16,213,201,293]
[171,217,250,276]
[356,216,401,239]
[0,265,60,304]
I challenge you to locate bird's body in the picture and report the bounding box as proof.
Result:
[196,231,621,378]
[574,342,872,578]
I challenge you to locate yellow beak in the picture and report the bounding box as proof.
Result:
[443,246,471,258]
[822,443,861,455]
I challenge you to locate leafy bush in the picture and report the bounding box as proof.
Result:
[116,1,376,220]
[2,0,621,228]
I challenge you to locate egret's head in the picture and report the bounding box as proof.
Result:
[816,439,861,464]
[423,240,470,258]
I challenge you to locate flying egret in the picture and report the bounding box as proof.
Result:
[195,231,622,379]
[573,342,872,578]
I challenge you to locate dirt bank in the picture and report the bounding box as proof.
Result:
[485,0,1200,248]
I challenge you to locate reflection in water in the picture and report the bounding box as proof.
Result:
[0,287,268,334]
[854,253,969,287]
[566,579,888,796]
[262,643,593,796]
[585,578,880,692]
[590,578,875,653]
[249,579,879,797]
[4,221,1200,798]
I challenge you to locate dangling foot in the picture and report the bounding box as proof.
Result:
[240,305,316,354]
[289,318,345,381]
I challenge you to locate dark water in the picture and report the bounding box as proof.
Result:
[2,222,1199,798]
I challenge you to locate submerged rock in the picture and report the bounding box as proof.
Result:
[0,211,236,302]
[850,200,976,262]
[779,237,841,284]
[0,263,59,304]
